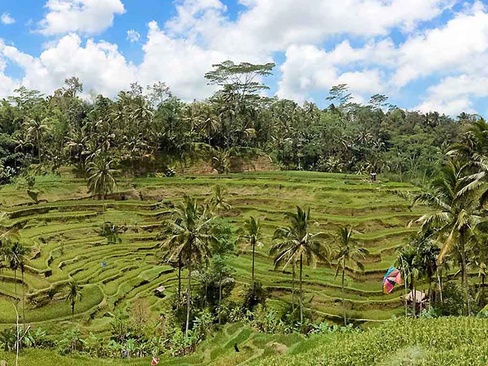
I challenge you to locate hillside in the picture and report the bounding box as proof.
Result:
[0,170,424,335]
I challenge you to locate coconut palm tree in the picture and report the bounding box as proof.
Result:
[87,157,116,221]
[412,160,483,315]
[413,235,439,307]
[209,185,232,214]
[238,216,263,286]
[86,157,116,200]
[395,244,419,317]
[271,206,329,323]
[332,226,368,325]
[2,242,30,324]
[161,196,215,336]
[24,116,49,164]
[66,280,82,317]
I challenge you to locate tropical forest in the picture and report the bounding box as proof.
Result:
[1,3,488,365]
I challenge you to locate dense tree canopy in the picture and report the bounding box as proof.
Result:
[0,63,478,184]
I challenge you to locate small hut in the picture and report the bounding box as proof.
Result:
[154,285,166,298]
[405,290,428,312]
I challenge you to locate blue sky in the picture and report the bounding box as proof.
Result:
[0,0,487,117]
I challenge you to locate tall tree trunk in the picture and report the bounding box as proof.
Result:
[460,231,471,315]
[404,272,408,317]
[437,268,443,305]
[185,252,192,336]
[291,262,295,312]
[299,254,303,323]
[481,274,486,307]
[251,241,255,287]
[38,139,41,165]
[218,273,222,325]
[461,252,470,315]
[177,256,182,308]
[411,274,416,317]
[22,269,25,329]
[341,264,346,326]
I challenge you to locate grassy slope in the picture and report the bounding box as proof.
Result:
[0,323,319,366]
[257,317,488,366]
[0,170,425,336]
[2,318,488,365]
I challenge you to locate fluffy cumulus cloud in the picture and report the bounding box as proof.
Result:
[1,34,137,96]
[38,0,125,35]
[1,13,15,25]
[1,0,488,115]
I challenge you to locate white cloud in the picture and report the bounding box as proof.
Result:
[137,21,225,100]
[415,73,488,115]
[0,43,20,98]
[126,29,140,43]
[1,34,137,96]
[0,0,487,117]
[39,0,125,36]
[166,0,454,57]
[277,42,391,102]
[394,1,488,87]
[1,13,15,25]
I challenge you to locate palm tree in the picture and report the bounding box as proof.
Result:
[413,235,439,307]
[332,226,368,325]
[209,185,232,214]
[160,196,215,336]
[238,216,263,286]
[66,280,82,317]
[271,207,329,323]
[87,157,116,221]
[395,244,419,317]
[2,242,30,325]
[24,116,49,164]
[412,160,483,315]
[87,157,116,200]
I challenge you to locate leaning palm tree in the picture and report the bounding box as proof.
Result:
[238,216,263,287]
[160,196,215,336]
[66,280,83,317]
[412,160,483,315]
[332,226,368,326]
[271,207,329,323]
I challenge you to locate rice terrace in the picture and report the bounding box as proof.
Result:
[0,170,418,328]
[2,1,488,365]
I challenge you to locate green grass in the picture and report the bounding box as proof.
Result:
[0,170,425,335]
[257,317,488,366]
[3,318,486,365]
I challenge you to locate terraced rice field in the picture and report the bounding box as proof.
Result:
[0,170,424,334]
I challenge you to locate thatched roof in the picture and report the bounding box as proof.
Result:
[406,290,428,303]
[154,285,166,294]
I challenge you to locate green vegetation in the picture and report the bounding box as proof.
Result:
[258,317,488,366]
[0,62,487,364]
[0,170,418,331]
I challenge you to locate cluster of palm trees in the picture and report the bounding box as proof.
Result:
[270,208,367,326]
[400,119,488,315]
[160,188,231,336]
[161,191,369,332]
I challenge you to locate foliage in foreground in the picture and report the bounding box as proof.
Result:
[258,317,488,366]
